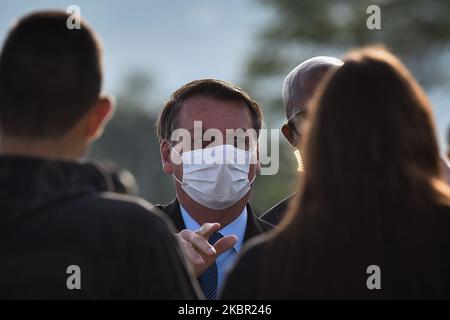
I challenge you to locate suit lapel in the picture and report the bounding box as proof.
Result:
[244,203,274,242]
[158,199,186,232]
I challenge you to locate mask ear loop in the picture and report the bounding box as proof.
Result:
[249,172,257,185]
[169,142,183,159]
[247,145,258,186]
[168,141,184,185]
[172,172,183,186]
[244,143,259,185]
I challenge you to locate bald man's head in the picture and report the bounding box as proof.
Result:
[282,56,343,119]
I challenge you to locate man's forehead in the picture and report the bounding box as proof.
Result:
[176,96,253,130]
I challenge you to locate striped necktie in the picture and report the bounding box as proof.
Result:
[198,232,223,300]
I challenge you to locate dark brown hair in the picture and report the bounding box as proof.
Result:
[0,11,102,137]
[155,79,263,141]
[263,47,450,299]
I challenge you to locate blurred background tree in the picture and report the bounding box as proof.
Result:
[89,0,450,214]
[245,0,450,212]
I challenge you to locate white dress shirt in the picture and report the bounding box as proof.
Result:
[179,204,247,292]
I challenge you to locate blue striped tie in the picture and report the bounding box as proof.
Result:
[198,232,223,300]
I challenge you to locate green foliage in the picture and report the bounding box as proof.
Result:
[244,0,450,212]
[90,107,175,205]
[249,0,450,86]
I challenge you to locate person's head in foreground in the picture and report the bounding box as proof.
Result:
[222,46,450,300]
[0,11,114,159]
[0,11,199,299]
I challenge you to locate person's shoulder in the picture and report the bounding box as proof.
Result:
[260,194,295,225]
[221,235,269,300]
[234,236,269,277]
[240,235,269,265]
[434,202,450,214]
[61,191,175,233]
[78,192,155,214]
[416,201,450,221]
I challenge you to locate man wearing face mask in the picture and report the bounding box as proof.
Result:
[260,56,343,226]
[155,79,274,299]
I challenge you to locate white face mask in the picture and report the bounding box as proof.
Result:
[171,144,256,210]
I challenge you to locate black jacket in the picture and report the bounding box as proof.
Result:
[156,199,274,242]
[260,194,295,226]
[0,156,200,299]
[222,204,450,299]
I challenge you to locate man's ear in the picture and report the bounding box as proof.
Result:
[282,124,296,147]
[160,140,174,174]
[86,95,115,141]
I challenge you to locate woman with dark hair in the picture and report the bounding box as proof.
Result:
[221,47,450,299]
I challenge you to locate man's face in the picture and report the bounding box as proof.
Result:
[165,96,259,200]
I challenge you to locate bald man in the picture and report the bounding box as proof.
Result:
[261,56,343,225]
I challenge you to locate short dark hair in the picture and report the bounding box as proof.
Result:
[156,79,263,141]
[0,11,103,137]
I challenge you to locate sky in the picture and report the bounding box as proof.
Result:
[0,0,270,96]
[0,0,449,152]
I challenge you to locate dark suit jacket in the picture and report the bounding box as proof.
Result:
[223,204,450,299]
[260,194,295,226]
[156,199,274,242]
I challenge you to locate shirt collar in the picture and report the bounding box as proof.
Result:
[179,204,247,252]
